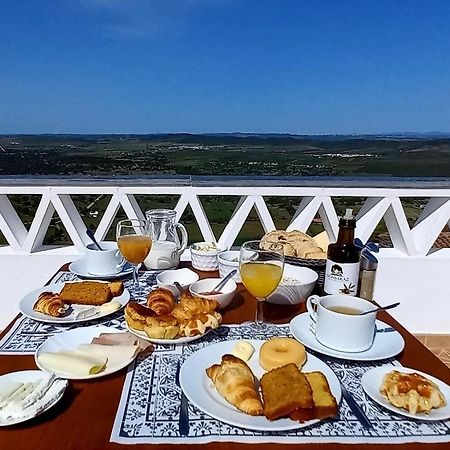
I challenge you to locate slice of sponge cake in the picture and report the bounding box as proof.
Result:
[290,371,338,422]
[260,363,313,421]
[60,281,112,306]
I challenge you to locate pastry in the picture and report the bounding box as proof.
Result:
[260,363,313,421]
[147,288,175,315]
[144,314,180,339]
[171,293,219,321]
[33,292,66,317]
[206,354,263,416]
[259,337,307,371]
[380,370,446,414]
[179,311,222,337]
[59,281,112,306]
[124,302,156,331]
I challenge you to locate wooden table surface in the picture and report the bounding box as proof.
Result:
[1,263,450,450]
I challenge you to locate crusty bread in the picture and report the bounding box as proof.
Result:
[260,363,313,421]
[59,281,112,306]
[290,371,338,422]
[108,281,124,297]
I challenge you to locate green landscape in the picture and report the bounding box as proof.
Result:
[1,134,449,247]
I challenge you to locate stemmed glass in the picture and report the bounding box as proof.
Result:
[116,219,153,296]
[239,240,284,326]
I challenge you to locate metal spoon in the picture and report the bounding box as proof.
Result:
[199,270,237,295]
[360,301,400,315]
[86,229,103,251]
[174,281,184,295]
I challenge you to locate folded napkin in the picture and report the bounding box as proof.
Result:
[38,350,107,376]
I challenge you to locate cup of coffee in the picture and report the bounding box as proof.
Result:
[85,241,126,275]
[306,294,377,352]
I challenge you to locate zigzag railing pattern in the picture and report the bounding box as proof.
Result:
[0,184,449,256]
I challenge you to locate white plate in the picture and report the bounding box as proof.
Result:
[362,366,450,421]
[180,339,342,431]
[126,323,211,345]
[289,313,405,361]
[69,258,134,279]
[0,370,68,426]
[35,325,136,380]
[19,281,130,324]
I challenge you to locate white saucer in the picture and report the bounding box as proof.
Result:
[69,258,133,279]
[362,366,450,421]
[289,313,405,361]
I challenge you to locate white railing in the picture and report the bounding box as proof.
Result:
[1,176,449,333]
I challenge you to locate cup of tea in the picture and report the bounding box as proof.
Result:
[85,241,126,275]
[306,294,377,352]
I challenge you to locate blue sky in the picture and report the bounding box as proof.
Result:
[1,0,450,134]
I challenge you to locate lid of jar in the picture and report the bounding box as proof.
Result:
[361,250,378,270]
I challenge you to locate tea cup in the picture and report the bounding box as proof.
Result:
[85,241,126,276]
[306,294,377,352]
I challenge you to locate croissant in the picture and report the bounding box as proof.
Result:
[172,293,219,321]
[206,354,263,416]
[147,288,175,315]
[33,292,66,317]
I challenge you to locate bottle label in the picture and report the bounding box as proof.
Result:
[324,259,360,295]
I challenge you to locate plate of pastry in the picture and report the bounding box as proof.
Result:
[0,370,68,426]
[123,288,222,344]
[19,280,130,324]
[180,338,341,431]
[362,366,450,421]
[35,326,145,380]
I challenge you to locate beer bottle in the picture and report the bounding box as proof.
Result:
[324,208,360,295]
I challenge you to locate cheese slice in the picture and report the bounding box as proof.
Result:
[38,350,107,376]
[77,344,138,367]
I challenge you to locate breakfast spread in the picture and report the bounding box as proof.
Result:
[32,281,125,318]
[205,338,338,423]
[261,230,327,259]
[259,337,307,371]
[124,288,222,339]
[380,370,446,414]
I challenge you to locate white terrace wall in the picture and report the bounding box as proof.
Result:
[0,177,449,333]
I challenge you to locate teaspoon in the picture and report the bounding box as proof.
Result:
[360,301,400,315]
[86,229,103,251]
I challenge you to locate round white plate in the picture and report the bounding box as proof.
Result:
[180,339,342,431]
[19,281,130,324]
[0,370,68,426]
[126,323,211,345]
[35,325,136,380]
[362,366,450,421]
[69,258,134,279]
[290,313,405,361]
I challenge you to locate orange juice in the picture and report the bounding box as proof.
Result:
[118,235,152,264]
[240,262,283,299]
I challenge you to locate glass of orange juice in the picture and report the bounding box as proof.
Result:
[116,219,153,296]
[239,240,284,326]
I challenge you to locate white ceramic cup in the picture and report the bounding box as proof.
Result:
[153,268,200,298]
[85,241,126,275]
[306,294,377,352]
[144,241,180,270]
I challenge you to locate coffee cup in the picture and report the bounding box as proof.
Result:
[306,294,377,352]
[85,241,126,275]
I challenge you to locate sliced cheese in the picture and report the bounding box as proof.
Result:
[77,343,138,367]
[38,350,107,376]
[231,341,255,361]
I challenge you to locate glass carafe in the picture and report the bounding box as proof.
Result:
[144,209,188,269]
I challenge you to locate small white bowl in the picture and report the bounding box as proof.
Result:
[218,250,241,283]
[155,268,199,298]
[266,264,318,305]
[190,242,227,271]
[189,277,237,310]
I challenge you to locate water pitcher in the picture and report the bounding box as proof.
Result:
[144,209,188,269]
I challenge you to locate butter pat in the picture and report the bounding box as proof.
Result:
[99,301,121,315]
[231,341,255,361]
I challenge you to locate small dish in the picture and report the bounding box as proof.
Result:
[266,264,318,305]
[190,242,227,271]
[217,250,241,283]
[69,258,133,279]
[362,366,450,421]
[189,277,237,309]
[154,268,199,298]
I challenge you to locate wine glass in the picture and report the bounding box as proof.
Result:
[239,240,284,326]
[116,219,153,296]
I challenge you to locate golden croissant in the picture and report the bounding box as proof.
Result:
[172,293,219,321]
[146,288,175,315]
[33,292,66,317]
[206,354,263,416]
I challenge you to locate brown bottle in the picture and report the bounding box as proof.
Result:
[324,208,361,295]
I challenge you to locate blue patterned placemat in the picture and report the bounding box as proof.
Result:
[0,270,158,355]
[111,323,450,445]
